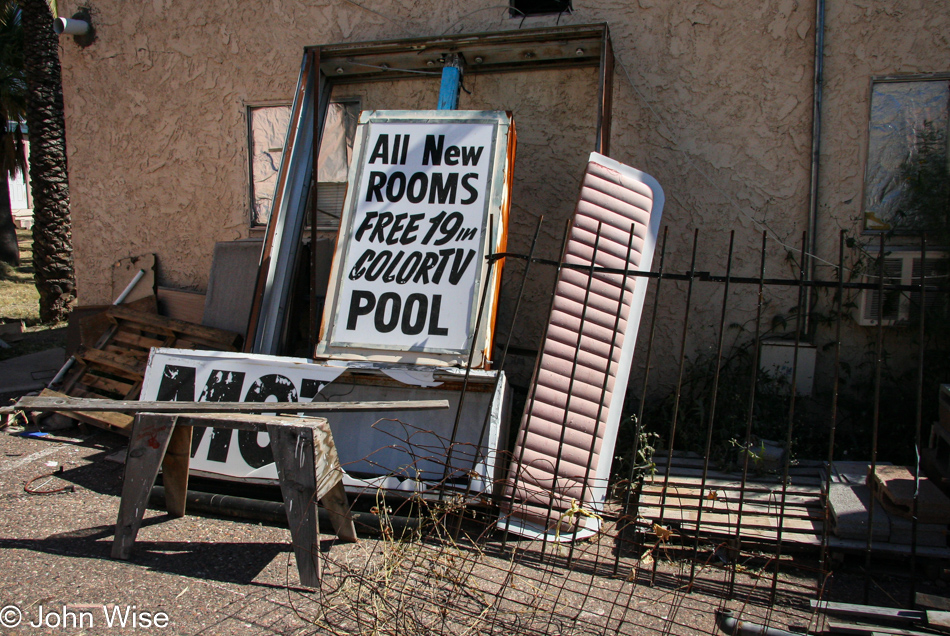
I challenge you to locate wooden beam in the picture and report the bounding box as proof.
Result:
[17,395,450,414]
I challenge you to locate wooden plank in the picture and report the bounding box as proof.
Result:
[112,413,177,560]
[321,480,358,543]
[927,611,950,633]
[106,306,240,349]
[916,593,950,612]
[156,286,206,324]
[111,329,166,351]
[35,388,134,435]
[75,348,145,380]
[17,395,451,414]
[812,600,925,623]
[268,425,321,587]
[79,372,135,396]
[638,505,823,535]
[827,620,934,636]
[643,473,819,496]
[162,424,192,517]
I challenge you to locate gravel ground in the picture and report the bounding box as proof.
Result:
[0,421,924,636]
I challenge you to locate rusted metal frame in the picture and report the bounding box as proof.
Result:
[499,218,573,554]
[244,53,314,352]
[538,221,606,561]
[613,226,668,578]
[468,216,545,486]
[595,26,613,155]
[651,228,700,585]
[688,231,735,588]
[727,231,768,599]
[769,231,809,608]
[565,223,637,567]
[819,230,846,574]
[308,24,607,83]
[309,51,324,354]
[442,217,496,498]
[910,235,926,605]
[863,235,887,604]
[491,255,944,293]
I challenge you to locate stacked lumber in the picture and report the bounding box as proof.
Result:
[48,306,241,435]
[812,595,950,635]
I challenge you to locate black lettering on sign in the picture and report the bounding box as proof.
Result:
[428,295,449,336]
[155,365,196,402]
[369,134,389,164]
[461,146,483,166]
[374,292,401,333]
[196,369,247,462]
[347,290,375,329]
[354,211,378,241]
[402,293,428,335]
[349,249,374,280]
[423,134,444,166]
[366,172,386,202]
[428,173,457,205]
[460,173,479,205]
[238,374,298,469]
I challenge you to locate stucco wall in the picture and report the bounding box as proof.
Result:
[56,0,949,392]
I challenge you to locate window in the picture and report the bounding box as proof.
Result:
[248,100,359,228]
[863,77,950,234]
[858,250,949,326]
[511,0,571,18]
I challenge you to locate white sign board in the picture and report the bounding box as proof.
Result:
[318,111,514,366]
[139,348,510,492]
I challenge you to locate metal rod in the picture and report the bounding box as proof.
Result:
[471,215,544,482]
[863,234,887,603]
[820,230,846,573]
[499,217,572,553]
[769,231,808,607]
[728,231,768,598]
[441,217,495,498]
[910,234,926,605]
[568,222,637,565]
[617,225,668,573]
[652,228,700,584]
[539,220,605,555]
[689,230,735,588]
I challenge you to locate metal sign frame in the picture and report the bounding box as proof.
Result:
[246,23,615,359]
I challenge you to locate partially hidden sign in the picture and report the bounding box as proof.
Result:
[317,111,515,367]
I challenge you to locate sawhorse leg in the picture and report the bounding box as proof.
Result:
[112,413,178,559]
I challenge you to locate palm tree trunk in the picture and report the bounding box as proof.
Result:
[0,174,18,265]
[21,0,74,322]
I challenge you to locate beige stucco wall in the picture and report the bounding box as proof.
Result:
[56,0,949,392]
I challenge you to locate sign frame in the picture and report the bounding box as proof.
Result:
[316,110,514,368]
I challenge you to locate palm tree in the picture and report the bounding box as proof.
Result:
[20,0,73,322]
[0,0,27,267]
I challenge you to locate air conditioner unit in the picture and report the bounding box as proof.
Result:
[858,250,948,326]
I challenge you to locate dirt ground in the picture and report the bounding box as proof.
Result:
[0,420,937,636]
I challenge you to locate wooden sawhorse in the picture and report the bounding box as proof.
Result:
[112,411,357,587]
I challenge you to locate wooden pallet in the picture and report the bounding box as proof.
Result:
[54,306,241,434]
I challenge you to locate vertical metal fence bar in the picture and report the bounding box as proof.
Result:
[863,234,886,603]
[539,220,604,560]
[500,218,573,555]
[652,228,700,585]
[689,231,735,588]
[618,226,669,573]
[769,231,808,607]
[471,216,544,489]
[911,235,926,605]
[820,230,846,574]
[728,230,768,598]
[568,223,636,565]
[441,217,495,501]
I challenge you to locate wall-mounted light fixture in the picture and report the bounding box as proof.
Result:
[53,7,95,47]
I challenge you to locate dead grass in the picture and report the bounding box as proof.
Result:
[0,228,67,361]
